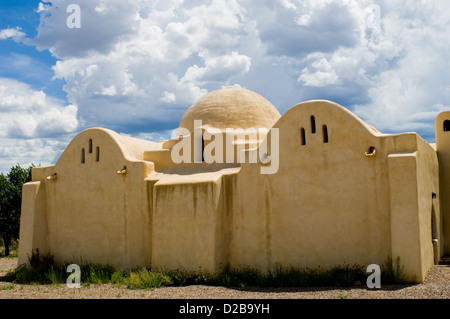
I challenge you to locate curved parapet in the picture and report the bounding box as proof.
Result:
[22,127,160,269]
[232,99,437,282]
[272,99,383,145]
[56,127,161,166]
[242,100,391,176]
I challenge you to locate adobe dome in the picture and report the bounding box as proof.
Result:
[177,88,281,135]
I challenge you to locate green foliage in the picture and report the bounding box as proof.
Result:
[0,164,33,256]
[111,270,126,284]
[0,284,14,290]
[1,250,410,289]
[213,264,368,288]
[381,256,407,284]
[81,264,116,285]
[123,268,172,290]
[1,249,117,285]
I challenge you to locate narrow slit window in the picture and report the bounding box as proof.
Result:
[81,148,85,164]
[323,125,329,143]
[201,134,205,162]
[89,139,93,153]
[311,116,316,134]
[96,147,100,162]
[444,120,450,132]
[301,128,306,146]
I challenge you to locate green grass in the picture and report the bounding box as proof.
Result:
[381,256,408,284]
[0,250,410,289]
[212,263,370,288]
[123,268,172,290]
[1,249,119,286]
[0,284,14,290]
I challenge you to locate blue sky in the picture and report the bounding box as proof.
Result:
[1,0,450,173]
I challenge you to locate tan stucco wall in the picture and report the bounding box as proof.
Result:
[149,173,229,273]
[18,181,47,266]
[230,101,391,272]
[19,128,157,269]
[436,111,450,254]
[18,91,445,283]
[227,101,439,282]
[388,135,440,282]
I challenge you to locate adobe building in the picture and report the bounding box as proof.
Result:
[18,88,450,282]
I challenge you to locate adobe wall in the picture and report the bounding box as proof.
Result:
[148,170,236,273]
[228,101,439,282]
[19,128,155,270]
[436,111,450,254]
[388,136,440,282]
[18,99,443,283]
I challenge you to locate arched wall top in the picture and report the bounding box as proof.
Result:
[272,100,383,137]
[436,111,450,133]
[56,127,162,166]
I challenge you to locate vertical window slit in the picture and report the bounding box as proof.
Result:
[201,134,205,162]
[444,120,450,132]
[89,139,93,153]
[96,147,100,162]
[311,116,316,134]
[301,128,306,146]
[81,148,85,164]
[323,125,329,143]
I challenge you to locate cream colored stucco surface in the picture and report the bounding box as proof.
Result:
[18,88,450,283]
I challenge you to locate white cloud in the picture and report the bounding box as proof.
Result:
[183,52,251,83]
[3,0,450,171]
[0,135,73,174]
[160,91,176,103]
[0,78,78,138]
[0,27,26,41]
[351,0,450,137]
[34,0,253,131]
[0,78,78,172]
[29,0,450,137]
[298,58,340,87]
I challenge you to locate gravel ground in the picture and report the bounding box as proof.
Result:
[0,257,449,299]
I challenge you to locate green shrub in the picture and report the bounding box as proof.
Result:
[111,270,126,284]
[0,250,409,289]
[80,264,115,284]
[381,256,407,284]
[123,268,172,289]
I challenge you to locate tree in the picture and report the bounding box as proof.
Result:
[0,164,32,256]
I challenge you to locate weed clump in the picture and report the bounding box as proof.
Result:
[1,250,410,289]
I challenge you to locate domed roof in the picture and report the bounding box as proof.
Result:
[177,88,281,135]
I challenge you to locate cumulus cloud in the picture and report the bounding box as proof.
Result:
[24,1,450,136]
[0,135,73,174]
[2,0,450,171]
[33,0,254,132]
[0,78,78,139]
[0,78,78,172]
[0,27,26,41]
[351,0,450,139]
